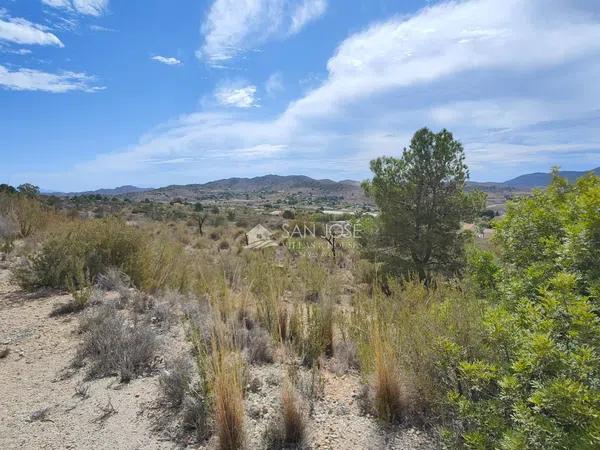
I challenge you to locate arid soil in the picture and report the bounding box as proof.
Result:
[0,264,438,450]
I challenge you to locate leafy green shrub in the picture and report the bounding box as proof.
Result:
[15,218,144,290]
[447,273,600,449]
[445,173,600,449]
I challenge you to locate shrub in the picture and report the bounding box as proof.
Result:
[96,267,132,292]
[300,301,334,367]
[181,384,211,441]
[246,327,274,364]
[15,218,145,290]
[159,356,192,408]
[350,278,487,423]
[75,304,158,382]
[444,174,600,448]
[446,273,600,449]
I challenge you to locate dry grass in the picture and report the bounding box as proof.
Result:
[372,330,404,423]
[159,356,192,408]
[75,304,158,382]
[212,349,245,450]
[282,382,306,445]
[263,381,306,449]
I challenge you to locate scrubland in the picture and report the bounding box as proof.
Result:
[1,161,599,449]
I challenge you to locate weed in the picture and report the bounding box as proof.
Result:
[159,356,192,408]
[75,304,158,382]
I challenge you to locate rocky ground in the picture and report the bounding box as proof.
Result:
[0,263,439,450]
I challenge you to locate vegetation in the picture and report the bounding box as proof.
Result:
[2,129,598,449]
[362,128,484,280]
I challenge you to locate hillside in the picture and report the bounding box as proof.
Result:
[501,167,600,188]
[51,168,600,207]
[123,174,369,208]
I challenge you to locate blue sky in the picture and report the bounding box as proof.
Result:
[1,0,599,191]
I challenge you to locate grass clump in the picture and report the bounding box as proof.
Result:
[159,356,193,408]
[75,304,158,382]
[263,381,306,449]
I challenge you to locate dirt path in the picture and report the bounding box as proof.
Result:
[0,267,172,450]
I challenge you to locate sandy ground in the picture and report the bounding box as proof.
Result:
[0,266,173,450]
[0,263,439,450]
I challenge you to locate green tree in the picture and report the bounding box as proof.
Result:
[362,128,484,280]
[17,183,40,197]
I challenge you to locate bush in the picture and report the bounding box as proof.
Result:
[181,385,211,441]
[246,327,274,364]
[444,174,600,448]
[15,218,145,290]
[159,356,192,408]
[350,278,487,424]
[75,304,158,382]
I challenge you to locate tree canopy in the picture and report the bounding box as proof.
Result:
[361,127,484,280]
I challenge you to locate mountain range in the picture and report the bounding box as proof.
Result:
[52,167,600,198]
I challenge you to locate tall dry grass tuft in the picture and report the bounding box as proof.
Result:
[212,349,245,450]
[372,328,404,423]
[281,381,306,445]
[263,380,306,449]
[210,321,246,450]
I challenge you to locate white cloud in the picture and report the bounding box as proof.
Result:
[151,55,182,66]
[215,84,258,108]
[0,14,64,47]
[0,65,103,93]
[199,0,327,65]
[31,0,600,188]
[280,0,600,124]
[289,0,327,35]
[42,0,109,16]
[265,72,284,97]
[89,24,115,32]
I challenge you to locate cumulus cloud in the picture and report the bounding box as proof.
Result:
[0,13,64,47]
[215,83,258,108]
[0,65,103,93]
[151,55,182,66]
[199,0,327,65]
[42,0,109,16]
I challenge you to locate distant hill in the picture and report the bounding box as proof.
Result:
[501,167,600,188]
[52,167,600,201]
[68,185,153,196]
[119,174,369,206]
[468,167,600,190]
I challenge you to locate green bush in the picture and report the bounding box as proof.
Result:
[445,172,600,449]
[15,218,144,290]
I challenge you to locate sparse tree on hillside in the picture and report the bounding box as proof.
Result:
[362,128,484,281]
[197,213,208,236]
[17,183,40,197]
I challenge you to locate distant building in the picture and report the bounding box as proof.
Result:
[244,224,278,250]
